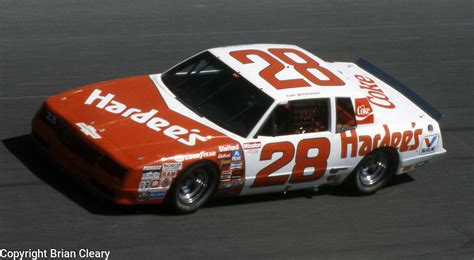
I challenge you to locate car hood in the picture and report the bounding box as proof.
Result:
[44,75,236,166]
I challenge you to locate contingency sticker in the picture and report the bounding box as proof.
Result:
[162,162,183,171]
[137,165,169,201]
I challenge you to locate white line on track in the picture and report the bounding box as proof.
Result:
[0,95,49,100]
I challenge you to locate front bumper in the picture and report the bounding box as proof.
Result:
[31,108,165,206]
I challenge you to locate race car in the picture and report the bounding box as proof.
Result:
[32,44,446,212]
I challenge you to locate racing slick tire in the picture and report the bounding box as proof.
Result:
[167,161,219,213]
[350,148,398,194]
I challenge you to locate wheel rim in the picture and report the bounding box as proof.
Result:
[178,168,209,204]
[358,152,388,186]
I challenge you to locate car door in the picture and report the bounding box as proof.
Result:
[328,97,361,183]
[240,98,335,195]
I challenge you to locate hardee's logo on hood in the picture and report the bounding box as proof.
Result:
[84,89,211,146]
[354,98,374,124]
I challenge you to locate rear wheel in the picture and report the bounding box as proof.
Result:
[352,149,397,194]
[167,161,218,213]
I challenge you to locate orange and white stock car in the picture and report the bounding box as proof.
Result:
[32,44,446,212]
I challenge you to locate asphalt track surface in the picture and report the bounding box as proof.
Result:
[1,0,473,259]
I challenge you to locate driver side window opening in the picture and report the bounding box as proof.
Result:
[259,98,330,137]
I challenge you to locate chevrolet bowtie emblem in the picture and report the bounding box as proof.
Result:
[76,122,102,139]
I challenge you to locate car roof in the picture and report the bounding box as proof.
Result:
[207,44,361,103]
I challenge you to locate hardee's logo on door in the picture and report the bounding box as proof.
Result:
[354,98,374,124]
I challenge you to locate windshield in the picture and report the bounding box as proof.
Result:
[161,51,274,137]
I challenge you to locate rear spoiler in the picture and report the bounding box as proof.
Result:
[356,58,443,121]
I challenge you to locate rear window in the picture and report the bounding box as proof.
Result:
[336,98,356,132]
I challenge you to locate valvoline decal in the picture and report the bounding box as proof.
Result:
[420,135,439,154]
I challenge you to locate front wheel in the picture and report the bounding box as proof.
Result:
[352,149,397,194]
[167,161,218,213]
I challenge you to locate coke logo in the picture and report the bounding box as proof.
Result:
[354,98,374,124]
[354,74,396,109]
[356,105,372,117]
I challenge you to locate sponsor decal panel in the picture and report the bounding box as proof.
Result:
[157,170,178,189]
[231,150,242,162]
[161,171,177,178]
[243,142,261,153]
[139,165,162,197]
[138,163,178,201]
[138,190,166,200]
[150,179,161,188]
[138,180,151,192]
[149,190,166,199]
[220,170,232,181]
[160,178,172,188]
[141,171,161,181]
[230,162,243,170]
[340,123,423,158]
[217,154,245,195]
[143,165,162,171]
[243,142,261,150]
[220,160,231,171]
[84,89,211,146]
[231,170,243,179]
[354,98,374,124]
[221,178,244,189]
[162,162,182,171]
[420,135,439,154]
[218,144,239,152]
[161,151,216,162]
[217,153,231,159]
